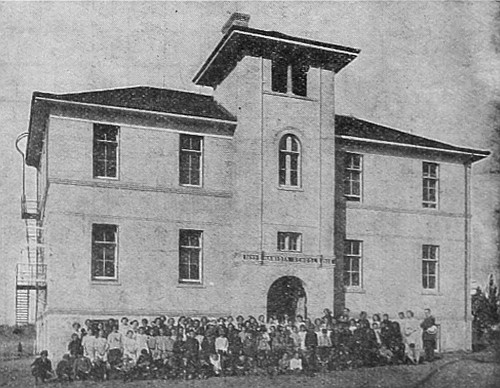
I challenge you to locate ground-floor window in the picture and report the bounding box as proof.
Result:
[344,240,362,288]
[179,229,202,283]
[91,224,118,280]
[422,245,439,290]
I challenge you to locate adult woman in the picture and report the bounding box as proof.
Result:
[402,310,421,364]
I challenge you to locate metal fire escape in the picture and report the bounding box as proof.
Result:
[15,133,47,326]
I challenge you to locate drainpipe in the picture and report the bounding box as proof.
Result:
[464,160,472,350]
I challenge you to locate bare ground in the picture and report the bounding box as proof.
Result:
[1,351,499,388]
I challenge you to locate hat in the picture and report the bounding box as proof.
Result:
[40,350,48,356]
[426,325,438,335]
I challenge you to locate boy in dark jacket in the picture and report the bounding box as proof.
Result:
[31,350,55,384]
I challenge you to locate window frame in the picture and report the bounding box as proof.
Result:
[344,152,363,202]
[91,224,118,281]
[271,59,308,97]
[179,134,203,187]
[344,240,363,289]
[179,229,203,284]
[422,244,439,291]
[93,123,120,180]
[422,162,439,209]
[277,232,302,252]
[279,134,302,188]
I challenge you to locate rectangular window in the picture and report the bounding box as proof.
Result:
[423,162,439,208]
[277,232,302,252]
[271,59,308,97]
[271,59,288,94]
[179,135,203,186]
[422,245,439,290]
[344,240,362,288]
[179,229,202,283]
[344,153,362,201]
[291,63,308,97]
[91,224,117,280]
[93,124,119,178]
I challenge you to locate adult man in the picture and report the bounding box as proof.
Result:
[420,308,437,362]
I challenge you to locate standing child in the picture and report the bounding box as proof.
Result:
[107,325,123,367]
[123,330,138,363]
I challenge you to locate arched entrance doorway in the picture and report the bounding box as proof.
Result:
[267,276,306,321]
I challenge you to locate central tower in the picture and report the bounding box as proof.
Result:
[193,14,360,317]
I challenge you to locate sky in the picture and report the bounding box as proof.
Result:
[0,1,499,324]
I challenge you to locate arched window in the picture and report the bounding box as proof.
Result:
[279,134,301,187]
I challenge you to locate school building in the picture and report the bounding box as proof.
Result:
[16,14,489,359]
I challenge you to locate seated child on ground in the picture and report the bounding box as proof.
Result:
[55,354,73,381]
[289,352,303,374]
[31,350,55,384]
[72,354,92,381]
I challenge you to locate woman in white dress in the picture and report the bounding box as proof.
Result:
[403,310,422,364]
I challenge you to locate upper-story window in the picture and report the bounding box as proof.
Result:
[271,59,308,97]
[91,224,118,281]
[423,162,439,208]
[93,124,119,179]
[179,134,203,186]
[279,134,301,187]
[277,232,302,252]
[344,153,362,201]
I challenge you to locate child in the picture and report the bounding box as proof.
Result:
[55,354,72,381]
[135,349,153,379]
[81,329,96,362]
[148,328,159,360]
[119,317,130,337]
[31,350,55,384]
[278,352,290,374]
[68,333,83,358]
[289,351,303,374]
[107,325,123,367]
[94,330,109,362]
[209,353,222,376]
[135,327,149,354]
[123,330,138,363]
[72,353,92,381]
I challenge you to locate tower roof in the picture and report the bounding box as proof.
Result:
[193,25,360,88]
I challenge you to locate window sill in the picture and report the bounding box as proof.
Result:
[345,287,366,294]
[422,289,441,296]
[90,280,121,286]
[177,282,205,289]
[94,176,119,181]
[263,90,317,102]
[180,184,203,189]
[278,186,304,192]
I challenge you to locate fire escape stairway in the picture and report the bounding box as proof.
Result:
[15,289,30,326]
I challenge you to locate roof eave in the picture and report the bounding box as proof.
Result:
[337,135,490,163]
[193,27,360,88]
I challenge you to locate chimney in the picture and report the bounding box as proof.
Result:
[221,12,250,35]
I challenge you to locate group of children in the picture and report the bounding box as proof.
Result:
[31,307,438,383]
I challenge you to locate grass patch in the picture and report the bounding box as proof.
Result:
[0,325,35,361]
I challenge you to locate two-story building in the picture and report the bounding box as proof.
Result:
[18,14,489,358]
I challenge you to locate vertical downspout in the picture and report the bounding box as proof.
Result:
[464,161,472,350]
[319,70,323,255]
[259,57,265,254]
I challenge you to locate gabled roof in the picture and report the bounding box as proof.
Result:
[193,25,360,88]
[33,86,237,122]
[335,115,490,162]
